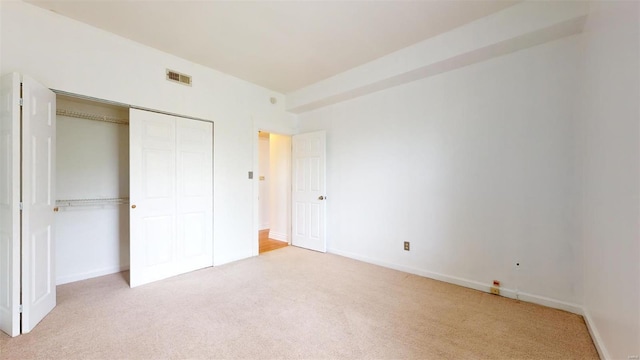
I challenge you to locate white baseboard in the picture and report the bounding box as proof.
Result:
[512,291,583,315]
[583,308,609,360]
[56,265,129,285]
[269,231,288,242]
[328,248,583,315]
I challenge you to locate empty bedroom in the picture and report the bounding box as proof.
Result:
[0,1,638,359]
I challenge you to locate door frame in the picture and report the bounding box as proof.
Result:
[251,124,294,256]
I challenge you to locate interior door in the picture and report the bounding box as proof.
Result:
[0,73,21,337]
[292,131,326,252]
[129,110,213,287]
[129,109,177,288]
[21,75,57,333]
[175,118,213,274]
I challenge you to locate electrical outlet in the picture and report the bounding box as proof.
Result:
[490,287,500,295]
[493,280,501,287]
[404,241,410,251]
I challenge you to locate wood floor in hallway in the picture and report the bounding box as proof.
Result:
[259,229,288,254]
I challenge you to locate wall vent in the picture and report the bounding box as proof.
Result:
[166,69,192,86]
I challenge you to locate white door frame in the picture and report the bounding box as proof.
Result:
[251,124,294,256]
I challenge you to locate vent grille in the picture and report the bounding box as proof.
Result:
[166,69,192,86]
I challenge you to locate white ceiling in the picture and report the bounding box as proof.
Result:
[26,0,517,94]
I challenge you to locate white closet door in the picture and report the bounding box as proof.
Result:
[130,109,213,287]
[0,73,21,337]
[129,109,177,288]
[175,118,213,274]
[21,75,57,333]
[292,131,327,252]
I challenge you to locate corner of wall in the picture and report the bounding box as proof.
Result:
[583,308,611,360]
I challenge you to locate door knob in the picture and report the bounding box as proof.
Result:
[53,207,59,212]
[318,196,325,200]
[131,204,137,209]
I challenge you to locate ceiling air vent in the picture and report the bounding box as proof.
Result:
[166,69,192,86]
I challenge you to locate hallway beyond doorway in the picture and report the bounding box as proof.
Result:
[259,229,288,254]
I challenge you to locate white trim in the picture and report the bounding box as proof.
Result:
[328,248,583,315]
[513,291,583,315]
[56,265,129,285]
[583,308,610,360]
[269,231,288,243]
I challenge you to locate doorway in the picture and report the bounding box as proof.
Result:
[257,131,291,254]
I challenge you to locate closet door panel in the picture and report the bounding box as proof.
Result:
[129,109,176,287]
[130,110,212,287]
[0,73,20,337]
[21,75,56,333]
[176,118,213,274]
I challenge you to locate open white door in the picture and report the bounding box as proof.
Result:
[0,73,21,337]
[292,131,326,252]
[21,75,57,333]
[129,109,213,287]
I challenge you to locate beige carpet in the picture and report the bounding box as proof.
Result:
[0,246,598,359]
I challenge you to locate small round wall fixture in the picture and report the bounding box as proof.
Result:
[270,97,277,104]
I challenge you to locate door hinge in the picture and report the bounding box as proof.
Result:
[18,304,23,313]
[19,98,23,107]
[19,202,23,211]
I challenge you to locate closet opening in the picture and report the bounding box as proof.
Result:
[55,94,130,285]
[257,131,291,254]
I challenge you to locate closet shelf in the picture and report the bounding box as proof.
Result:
[55,197,130,208]
[57,108,129,125]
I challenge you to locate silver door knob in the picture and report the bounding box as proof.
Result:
[318,196,325,200]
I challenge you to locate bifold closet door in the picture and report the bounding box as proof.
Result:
[21,76,57,333]
[129,109,212,288]
[0,73,56,336]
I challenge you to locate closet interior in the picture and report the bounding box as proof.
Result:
[55,95,130,285]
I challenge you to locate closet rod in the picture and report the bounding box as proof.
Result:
[55,197,130,208]
[51,89,213,123]
[56,108,129,125]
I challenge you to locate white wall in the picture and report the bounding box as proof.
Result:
[0,1,295,267]
[579,2,640,359]
[269,134,291,242]
[297,34,583,310]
